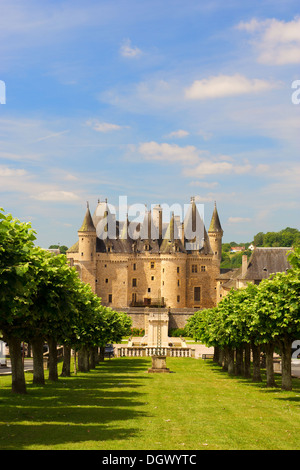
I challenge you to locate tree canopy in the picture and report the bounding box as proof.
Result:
[187,247,300,391]
[0,208,132,393]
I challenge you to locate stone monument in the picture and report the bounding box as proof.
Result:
[147,292,171,373]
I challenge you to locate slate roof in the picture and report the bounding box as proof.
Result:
[217,247,292,289]
[240,247,292,280]
[208,202,223,233]
[78,204,96,232]
[67,199,219,255]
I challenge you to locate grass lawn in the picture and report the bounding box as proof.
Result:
[1,356,300,450]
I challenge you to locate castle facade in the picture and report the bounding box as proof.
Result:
[66,198,223,316]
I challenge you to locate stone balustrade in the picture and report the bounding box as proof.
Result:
[116,346,195,358]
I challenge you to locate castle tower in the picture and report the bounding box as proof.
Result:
[78,202,97,261]
[77,202,97,293]
[208,202,223,264]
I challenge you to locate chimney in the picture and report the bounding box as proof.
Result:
[242,254,248,277]
[152,204,162,240]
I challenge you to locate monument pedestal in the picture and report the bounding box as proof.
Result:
[148,355,170,373]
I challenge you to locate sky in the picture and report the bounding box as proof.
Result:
[0,0,299,248]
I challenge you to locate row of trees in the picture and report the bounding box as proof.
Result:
[0,208,132,394]
[186,247,300,391]
[253,227,300,248]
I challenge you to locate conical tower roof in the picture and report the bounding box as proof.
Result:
[78,203,96,232]
[208,202,223,233]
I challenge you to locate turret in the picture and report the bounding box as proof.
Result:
[208,202,223,264]
[78,202,97,262]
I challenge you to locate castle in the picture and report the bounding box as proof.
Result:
[66,197,223,330]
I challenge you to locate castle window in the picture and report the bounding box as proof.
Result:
[132,278,137,287]
[177,295,180,303]
[150,262,155,269]
[148,288,151,293]
[177,280,180,286]
[108,294,112,303]
[132,293,137,303]
[151,276,154,281]
[81,252,83,256]
[192,264,197,273]
[133,263,136,270]
[177,267,180,273]
[105,278,108,283]
[194,287,201,302]
[201,265,206,272]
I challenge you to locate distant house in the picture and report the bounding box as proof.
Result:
[230,246,245,253]
[44,248,61,255]
[217,247,292,301]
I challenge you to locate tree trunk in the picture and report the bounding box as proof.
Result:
[27,342,32,358]
[213,346,219,363]
[219,348,225,368]
[8,336,26,394]
[99,346,105,362]
[235,347,243,376]
[61,345,71,377]
[265,342,277,387]
[95,347,100,365]
[222,348,228,371]
[73,349,77,375]
[227,348,235,375]
[243,343,251,378]
[48,337,58,381]
[32,337,45,385]
[251,343,262,382]
[89,347,98,369]
[78,347,89,372]
[279,337,292,391]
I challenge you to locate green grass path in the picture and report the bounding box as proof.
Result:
[1,357,300,450]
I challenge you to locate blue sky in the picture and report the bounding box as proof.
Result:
[0,0,299,247]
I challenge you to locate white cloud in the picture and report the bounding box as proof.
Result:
[64,173,79,181]
[189,181,219,188]
[136,141,254,179]
[86,119,128,133]
[120,39,142,58]
[237,16,300,65]
[166,129,189,138]
[185,74,276,100]
[31,191,80,202]
[33,130,69,143]
[183,160,252,178]
[197,129,213,141]
[228,217,251,224]
[0,166,27,177]
[138,141,200,165]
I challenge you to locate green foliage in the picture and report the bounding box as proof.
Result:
[48,244,69,254]
[0,208,37,340]
[253,227,300,248]
[221,250,252,269]
[130,327,145,337]
[169,328,186,337]
[0,207,132,353]
[188,247,300,352]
